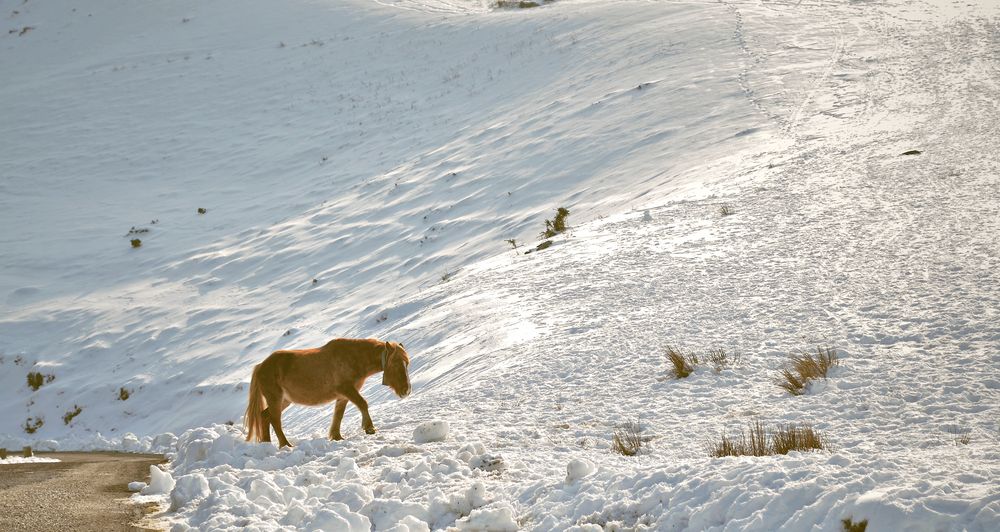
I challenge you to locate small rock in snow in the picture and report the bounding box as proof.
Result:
[566,458,595,483]
[413,420,449,444]
[471,454,506,473]
[642,209,653,222]
[127,481,147,492]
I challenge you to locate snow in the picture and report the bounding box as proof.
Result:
[0,456,61,465]
[413,421,450,444]
[142,464,176,496]
[565,459,594,484]
[454,503,519,532]
[2,0,1000,530]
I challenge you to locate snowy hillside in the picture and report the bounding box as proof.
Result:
[2,0,999,530]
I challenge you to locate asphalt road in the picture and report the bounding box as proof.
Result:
[0,452,166,531]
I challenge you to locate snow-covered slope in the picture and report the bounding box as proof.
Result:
[2,0,769,437]
[2,0,999,530]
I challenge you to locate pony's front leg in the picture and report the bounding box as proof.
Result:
[343,388,376,434]
[329,399,348,440]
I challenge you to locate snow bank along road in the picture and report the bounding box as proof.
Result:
[1,0,999,530]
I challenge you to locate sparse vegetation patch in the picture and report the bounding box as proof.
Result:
[23,416,44,434]
[118,387,132,401]
[27,371,54,391]
[63,405,83,425]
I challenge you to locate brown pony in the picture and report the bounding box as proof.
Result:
[244,338,411,447]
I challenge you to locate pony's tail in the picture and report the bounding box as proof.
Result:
[243,364,267,442]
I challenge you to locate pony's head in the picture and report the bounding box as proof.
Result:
[381,341,411,398]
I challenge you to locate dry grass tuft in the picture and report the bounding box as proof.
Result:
[772,424,826,454]
[950,427,972,445]
[778,347,839,395]
[667,346,699,379]
[711,418,770,457]
[719,204,735,216]
[708,348,739,372]
[841,517,868,532]
[611,419,643,456]
[710,419,827,457]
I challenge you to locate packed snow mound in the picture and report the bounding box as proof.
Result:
[413,420,450,444]
[565,458,594,484]
[454,503,518,532]
[154,425,511,530]
[141,464,175,496]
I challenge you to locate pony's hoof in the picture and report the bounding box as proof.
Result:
[364,427,377,435]
[330,434,343,441]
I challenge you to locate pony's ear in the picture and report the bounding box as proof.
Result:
[399,342,404,349]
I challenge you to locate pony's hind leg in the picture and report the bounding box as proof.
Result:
[259,399,291,443]
[263,390,293,448]
[329,399,348,440]
[259,407,272,442]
